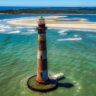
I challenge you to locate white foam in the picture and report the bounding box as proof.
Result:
[2,19,11,22]
[0,22,36,35]
[26,29,36,34]
[74,34,79,37]
[57,37,82,41]
[73,28,96,32]
[58,28,96,34]
[0,25,7,32]
[15,26,24,29]
[0,24,12,32]
[63,16,68,17]
[28,29,35,32]
[0,28,6,32]
[0,25,5,28]
[8,30,20,34]
[20,32,36,35]
[58,29,69,34]
[58,29,69,36]
[3,25,11,29]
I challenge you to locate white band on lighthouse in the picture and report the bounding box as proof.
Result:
[37,50,47,60]
[37,50,41,59]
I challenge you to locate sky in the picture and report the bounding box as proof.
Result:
[0,0,96,7]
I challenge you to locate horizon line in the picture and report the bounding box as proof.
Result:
[0,6,96,7]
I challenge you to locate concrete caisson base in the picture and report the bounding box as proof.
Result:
[27,75,58,92]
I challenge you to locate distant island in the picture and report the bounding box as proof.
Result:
[0,7,96,14]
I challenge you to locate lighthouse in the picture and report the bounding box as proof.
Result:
[36,17,49,84]
[27,17,58,92]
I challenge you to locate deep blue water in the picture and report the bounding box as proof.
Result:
[0,14,96,22]
[0,14,56,20]
[66,15,96,22]
[0,6,96,11]
[0,14,38,20]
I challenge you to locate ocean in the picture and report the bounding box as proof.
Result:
[0,6,96,11]
[0,14,96,96]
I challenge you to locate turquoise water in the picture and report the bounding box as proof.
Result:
[0,15,96,96]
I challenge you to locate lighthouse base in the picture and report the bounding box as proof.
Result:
[27,75,58,92]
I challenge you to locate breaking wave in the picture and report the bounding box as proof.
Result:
[57,37,82,41]
[58,28,96,35]
[8,30,21,34]
[0,21,36,35]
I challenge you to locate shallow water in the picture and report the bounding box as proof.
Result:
[0,15,96,96]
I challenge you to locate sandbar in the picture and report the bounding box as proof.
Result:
[7,16,96,30]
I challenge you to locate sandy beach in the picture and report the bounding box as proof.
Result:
[7,16,96,29]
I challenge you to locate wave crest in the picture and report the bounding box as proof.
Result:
[57,37,82,41]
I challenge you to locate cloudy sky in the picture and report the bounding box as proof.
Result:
[0,0,96,7]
